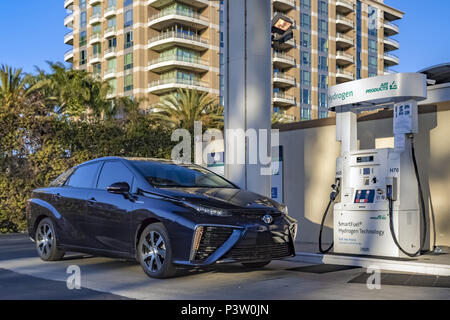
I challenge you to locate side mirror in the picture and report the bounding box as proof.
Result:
[107,182,130,194]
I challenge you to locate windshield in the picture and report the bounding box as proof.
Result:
[131,161,236,189]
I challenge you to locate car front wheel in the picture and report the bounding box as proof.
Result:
[137,223,176,279]
[35,218,65,261]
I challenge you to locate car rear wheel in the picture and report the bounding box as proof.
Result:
[137,223,176,279]
[35,218,65,261]
[241,260,271,268]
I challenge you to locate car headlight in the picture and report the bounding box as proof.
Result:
[281,205,289,216]
[184,202,232,217]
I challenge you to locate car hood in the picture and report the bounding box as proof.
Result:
[152,187,283,212]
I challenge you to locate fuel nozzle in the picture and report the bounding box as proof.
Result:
[330,178,341,201]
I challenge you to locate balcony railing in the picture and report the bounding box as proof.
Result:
[149,78,208,88]
[336,32,354,43]
[149,55,208,66]
[385,52,399,60]
[384,37,400,46]
[90,13,101,21]
[64,49,74,61]
[149,8,209,23]
[384,21,399,33]
[273,52,295,63]
[336,50,354,60]
[105,26,117,36]
[90,53,101,61]
[336,68,354,77]
[64,31,73,43]
[105,6,116,16]
[273,92,295,101]
[336,0,354,13]
[336,14,354,26]
[105,47,117,55]
[149,31,208,45]
[273,72,295,82]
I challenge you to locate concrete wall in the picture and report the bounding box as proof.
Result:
[277,103,450,247]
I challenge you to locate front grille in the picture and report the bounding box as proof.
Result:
[224,242,292,261]
[193,226,234,261]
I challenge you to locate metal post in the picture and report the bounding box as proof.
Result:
[223,0,272,197]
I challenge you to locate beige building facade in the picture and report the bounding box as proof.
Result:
[64,0,402,120]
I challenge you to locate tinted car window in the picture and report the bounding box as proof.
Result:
[97,161,134,190]
[131,161,236,188]
[49,168,75,187]
[65,162,101,189]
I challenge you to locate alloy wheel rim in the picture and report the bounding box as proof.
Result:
[37,223,53,258]
[141,231,166,273]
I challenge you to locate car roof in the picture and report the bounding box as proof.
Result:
[78,156,176,167]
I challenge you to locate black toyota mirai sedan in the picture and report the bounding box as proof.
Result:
[27,157,297,278]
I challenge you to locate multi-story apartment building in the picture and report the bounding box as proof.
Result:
[64,0,220,105]
[64,0,402,121]
[271,0,403,121]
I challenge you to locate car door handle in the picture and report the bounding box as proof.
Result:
[53,193,62,200]
[88,197,97,205]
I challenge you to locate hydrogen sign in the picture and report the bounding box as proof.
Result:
[327,73,427,111]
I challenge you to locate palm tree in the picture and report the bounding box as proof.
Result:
[40,62,109,119]
[0,64,32,111]
[151,88,223,131]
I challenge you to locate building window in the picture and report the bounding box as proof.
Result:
[125,31,133,48]
[107,58,117,72]
[318,56,328,71]
[92,5,101,16]
[79,0,86,10]
[108,79,117,95]
[79,31,87,46]
[301,51,310,66]
[301,32,311,48]
[368,56,377,68]
[93,63,101,76]
[301,0,311,10]
[318,0,328,16]
[124,0,133,7]
[301,88,311,104]
[368,39,377,52]
[124,9,133,27]
[301,70,311,86]
[319,110,328,119]
[318,19,328,34]
[93,43,101,55]
[319,37,328,52]
[124,74,133,91]
[80,50,87,66]
[107,17,117,29]
[108,0,117,8]
[80,12,87,28]
[301,107,311,120]
[124,52,133,70]
[319,93,327,108]
[92,24,101,36]
[300,13,310,29]
[319,74,328,89]
[108,37,117,49]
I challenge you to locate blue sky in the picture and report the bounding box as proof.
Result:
[0,0,448,74]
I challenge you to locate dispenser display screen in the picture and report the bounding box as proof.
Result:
[357,156,374,163]
[354,189,375,203]
[363,168,371,175]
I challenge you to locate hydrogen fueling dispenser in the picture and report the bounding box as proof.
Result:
[319,73,429,258]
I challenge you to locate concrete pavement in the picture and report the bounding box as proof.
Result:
[0,233,449,300]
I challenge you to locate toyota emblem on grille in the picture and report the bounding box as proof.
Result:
[262,214,273,224]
